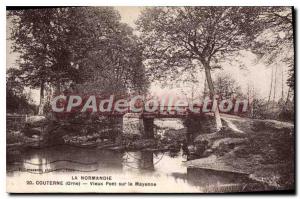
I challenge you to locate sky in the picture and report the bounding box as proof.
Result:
[6,7,291,104]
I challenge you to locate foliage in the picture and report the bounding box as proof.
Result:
[7,130,25,144]
[6,68,37,114]
[7,7,149,97]
[137,7,260,80]
[250,98,294,121]
[137,7,261,129]
[77,20,149,95]
[250,7,294,89]
[8,8,78,89]
[213,72,243,99]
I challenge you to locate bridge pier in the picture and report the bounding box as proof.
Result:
[142,117,154,138]
[123,113,144,136]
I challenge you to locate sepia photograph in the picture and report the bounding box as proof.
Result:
[6,6,295,193]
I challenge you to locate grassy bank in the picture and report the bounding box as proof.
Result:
[186,114,294,190]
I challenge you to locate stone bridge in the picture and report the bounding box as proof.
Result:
[123,105,208,139]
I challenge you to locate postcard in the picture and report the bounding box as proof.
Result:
[6,6,295,193]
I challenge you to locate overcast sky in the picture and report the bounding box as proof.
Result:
[6,7,290,104]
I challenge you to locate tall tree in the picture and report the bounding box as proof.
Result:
[8,8,83,114]
[137,7,259,130]
[267,66,274,104]
[251,7,294,89]
[8,7,149,114]
[251,7,294,112]
[78,22,149,96]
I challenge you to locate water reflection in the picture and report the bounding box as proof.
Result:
[123,151,155,171]
[7,146,265,192]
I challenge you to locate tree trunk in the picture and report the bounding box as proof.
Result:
[272,64,278,110]
[38,81,45,115]
[285,87,291,107]
[267,66,274,103]
[203,73,207,97]
[55,80,61,95]
[281,65,284,100]
[203,65,222,131]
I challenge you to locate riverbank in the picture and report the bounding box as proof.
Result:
[7,115,187,153]
[186,114,294,190]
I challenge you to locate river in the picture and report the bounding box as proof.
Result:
[7,146,265,193]
[7,118,266,193]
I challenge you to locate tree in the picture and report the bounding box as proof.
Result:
[213,72,243,100]
[250,7,294,112]
[6,68,36,114]
[137,7,259,130]
[8,8,82,114]
[77,22,149,96]
[8,7,149,115]
[251,7,294,89]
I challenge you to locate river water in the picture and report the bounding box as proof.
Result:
[7,146,265,193]
[7,118,265,193]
